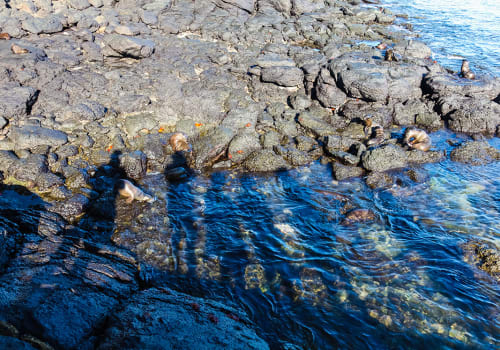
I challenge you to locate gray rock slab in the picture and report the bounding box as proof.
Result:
[261,66,304,87]
[21,15,63,34]
[9,126,68,149]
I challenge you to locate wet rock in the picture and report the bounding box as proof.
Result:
[243,149,291,172]
[332,162,364,181]
[261,66,304,87]
[10,154,48,183]
[49,194,89,222]
[277,146,313,166]
[365,171,393,189]
[450,141,500,165]
[104,34,155,58]
[97,287,269,350]
[9,126,68,149]
[324,135,358,154]
[0,198,138,349]
[361,144,408,172]
[298,111,337,136]
[294,135,317,152]
[36,172,65,191]
[0,86,38,118]
[119,151,147,180]
[406,149,444,164]
[62,166,90,189]
[227,131,261,164]
[438,95,500,135]
[190,127,235,169]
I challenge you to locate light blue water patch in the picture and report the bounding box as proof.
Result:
[382,0,500,76]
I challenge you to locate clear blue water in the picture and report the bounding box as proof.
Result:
[112,133,500,349]
[109,2,500,348]
[382,0,500,76]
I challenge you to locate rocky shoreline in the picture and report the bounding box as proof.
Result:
[0,0,499,348]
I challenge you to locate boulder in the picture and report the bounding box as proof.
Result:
[0,87,38,118]
[104,34,155,59]
[97,287,269,350]
[450,141,500,165]
[119,151,147,180]
[361,144,408,172]
[243,149,291,172]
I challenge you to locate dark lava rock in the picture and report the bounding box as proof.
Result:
[0,86,38,118]
[97,287,268,349]
[49,194,90,223]
[243,149,291,172]
[261,66,304,87]
[450,141,500,165]
[406,150,445,164]
[228,131,261,164]
[424,72,500,100]
[10,154,48,183]
[119,151,147,180]
[365,171,393,189]
[332,162,364,181]
[298,111,337,137]
[9,126,68,149]
[104,34,155,58]
[438,95,500,135]
[361,144,408,172]
[190,127,235,169]
[0,196,138,350]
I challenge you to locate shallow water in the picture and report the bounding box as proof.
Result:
[382,0,500,76]
[111,131,500,349]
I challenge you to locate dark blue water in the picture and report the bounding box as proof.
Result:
[112,131,500,349]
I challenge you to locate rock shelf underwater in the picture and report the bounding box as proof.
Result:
[0,0,499,349]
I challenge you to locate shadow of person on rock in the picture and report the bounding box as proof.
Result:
[0,150,143,349]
